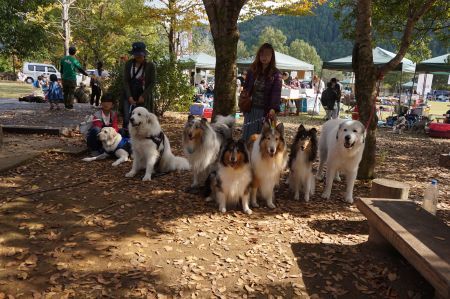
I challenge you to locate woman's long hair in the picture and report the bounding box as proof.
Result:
[250,43,277,79]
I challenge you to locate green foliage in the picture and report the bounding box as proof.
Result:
[333,0,449,62]
[154,58,195,116]
[255,26,289,54]
[0,0,50,60]
[239,4,447,62]
[190,28,215,56]
[288,39,322,71]
[237,40,250,58]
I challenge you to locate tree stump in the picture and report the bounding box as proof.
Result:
[439,154,450,169]
[371,178,410,200]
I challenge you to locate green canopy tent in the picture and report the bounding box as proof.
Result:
[408,53,449,107]
[237,51,314,72]
[416,53,450,73]
[322,47,416,73]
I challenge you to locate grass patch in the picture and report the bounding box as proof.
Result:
[0,80,32,99]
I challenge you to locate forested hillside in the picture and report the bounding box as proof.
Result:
[238,5,447,61]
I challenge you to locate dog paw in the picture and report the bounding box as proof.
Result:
[219,207,226,213]
[142,174,152,181]
[294,192,300,201]
[125,171,136,178]
[251,202,259,208]
[205,196,213,202]
[344,196,354,204]
[267,202,276,209]
[243,208,253,215]
[304,196,310,202]
[82,157,93,162]
[335,175,342,182]
[321,191,331,200]
[112,162,120,167]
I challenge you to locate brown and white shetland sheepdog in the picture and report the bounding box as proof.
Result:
[248,121,287,209]
[287,124,318,202]
[182,115,235,188]
[206,139,253,214]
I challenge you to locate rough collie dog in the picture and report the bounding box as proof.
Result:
[317,119,366,203]
[248,121,287,209]
[206,139,253,214]
[82,127,131,166]
[125,107,190,181]
[288,124,318,202]
[182,114,235,188]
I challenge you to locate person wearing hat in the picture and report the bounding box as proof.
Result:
[123,42,157,129]
[60,46,89,109]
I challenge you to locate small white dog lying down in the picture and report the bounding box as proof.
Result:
[82,127,131,166]
[317,119,366,203]
[126,107,190,181]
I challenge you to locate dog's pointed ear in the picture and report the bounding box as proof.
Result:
[298,124,305,132]
[310,127,317,136]
[262,121,271,133]
[188,114,194,122]
[201,117,208,124]
[276,123,284,136]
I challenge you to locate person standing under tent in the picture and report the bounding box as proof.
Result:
[241,43,282,141]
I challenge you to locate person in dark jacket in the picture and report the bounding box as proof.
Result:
[123,42,157,130]
[242,43,282,141]
[321,82,339,120]
[330,78,342,118]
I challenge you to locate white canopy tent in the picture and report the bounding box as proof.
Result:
[237,51,314,71]
[179,53,216,70]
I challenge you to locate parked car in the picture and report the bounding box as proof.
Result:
[22,62,61,84]
[436,95,449,102]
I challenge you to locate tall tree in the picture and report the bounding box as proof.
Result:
[344,0,445,179]
[237,40,250,58]
[289,39,322,71]
[147,0,205,60]
[202,0,321,117]
[256,26,289,53]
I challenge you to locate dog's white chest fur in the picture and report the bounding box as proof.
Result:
[291,150,312,180]
[218,165,252,202]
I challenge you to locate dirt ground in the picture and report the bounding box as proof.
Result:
[0,112,448,298]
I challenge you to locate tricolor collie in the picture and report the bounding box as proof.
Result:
[287,124,318,202]
[125,107,190,181]
[206,139,253,214]
[182,115,235,188]
[248,121,287,209]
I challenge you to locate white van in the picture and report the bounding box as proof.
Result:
[22,62,61,84]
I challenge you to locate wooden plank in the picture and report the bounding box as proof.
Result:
[357,198,450,299]
[371,179,410,199]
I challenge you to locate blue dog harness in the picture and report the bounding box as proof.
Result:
[105,137,132,156]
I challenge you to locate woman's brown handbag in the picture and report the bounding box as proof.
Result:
[238,89,252,113]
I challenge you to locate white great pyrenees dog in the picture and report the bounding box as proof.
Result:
[317,119,366,203]
[126,107,190,181]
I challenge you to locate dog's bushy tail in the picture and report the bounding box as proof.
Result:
[168,156,191,171]
[214,115,235,128]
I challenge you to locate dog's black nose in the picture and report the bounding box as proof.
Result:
[300,146,305,150]
[345,135,351,141]
[130,117,134,122]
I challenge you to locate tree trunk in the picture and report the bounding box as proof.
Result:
[62,0,71,56]
[353,0,377,179]
[203,0,245,117]
[167,0,176,62]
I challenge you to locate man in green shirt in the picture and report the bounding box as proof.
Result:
[60,46,89,109]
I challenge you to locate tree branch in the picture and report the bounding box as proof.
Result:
[379,0,437,75]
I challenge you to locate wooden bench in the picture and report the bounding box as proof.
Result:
[356,198,450,299]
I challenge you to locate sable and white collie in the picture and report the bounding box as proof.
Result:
[287,124,318,202]
[182,114,235,188]
[125,107,190,181]
[248,121,287,209]
[206,139,253,214]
